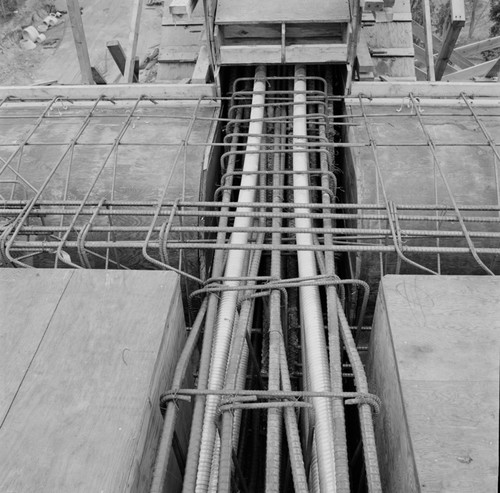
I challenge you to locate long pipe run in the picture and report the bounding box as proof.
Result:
[195,65,267,492]
[293,64,337,493]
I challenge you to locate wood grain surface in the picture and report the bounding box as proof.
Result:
[368,276,500,492]
[0,269,186,493]
[216,0,350,24]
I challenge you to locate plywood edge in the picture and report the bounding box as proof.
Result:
[126,276,187,493]
[368,278,421,492]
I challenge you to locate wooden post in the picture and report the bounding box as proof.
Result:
[421,0,435,81]
[412,20,473,69]
[346,0,363,93]
[455,35,500,58]
[66,0,93,84]
[434,0,465,80]
[124,0,145,83]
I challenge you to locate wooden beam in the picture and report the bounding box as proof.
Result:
[66,0,93,84]
[124,0,144,83]
[219,44,348,65]
[443,57,500,81]
[412,20,473,68]
[414,43,457,74]
[169,0,198,16]
[357,31,375,79]
[0,83,218,100]
[191,44,211,84]
[350,81,500,98]
[435,0,465,80]
[106,41,139,82]
[455,36,500,58]
[421,0,435,80]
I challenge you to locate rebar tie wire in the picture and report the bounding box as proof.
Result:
[160,389,382,416]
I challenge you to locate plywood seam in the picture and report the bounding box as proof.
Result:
[0,270,75,431]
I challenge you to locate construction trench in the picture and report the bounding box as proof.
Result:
[0,61,499,492]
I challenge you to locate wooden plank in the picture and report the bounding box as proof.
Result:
[106,41,139,82]
[0,270,74,425]
[357,31,375,76]
[350,81,500,98]
[0,270,187,492]
[443,57,500,81]
[215,0,350,24]
[66,0,93,84]
[412,21,473,68]
[157,62,195,81]
[191,44,211,83]
[414,43,457,74]
[31,79,58,86]
[0,83,217,100]
[422,0,435,80]
[159,24,204,63]
[455,35,500,58]
[124,0,144,83]
[159,49,199,62]
[162,0,204,25]
[362,12,412,22]
[362,0,411,18]
[219,43,348,65]
[435,19,465,80]
[222,23,344,40]
[367,276,499,492]
[363,21,413,49]
[169,0,198,16]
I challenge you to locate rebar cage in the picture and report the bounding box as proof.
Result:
[1,75,500,492]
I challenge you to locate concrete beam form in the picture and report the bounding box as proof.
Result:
[0,83,217,101]
[350,81,500,98]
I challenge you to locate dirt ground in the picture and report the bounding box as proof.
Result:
[0,0,163,85]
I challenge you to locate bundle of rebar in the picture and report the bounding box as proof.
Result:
[150,65,382,493]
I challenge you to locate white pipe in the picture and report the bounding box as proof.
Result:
[195,65,267,492]
[293,65,337,492]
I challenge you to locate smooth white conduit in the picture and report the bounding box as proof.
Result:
[292,64,337,493]
[195,64,267,492]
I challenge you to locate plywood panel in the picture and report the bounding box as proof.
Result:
[0,269,186,493]
[216,0,350,24]
[0,269,74,424]
[344,104,500,315]
[367,276,500,493]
